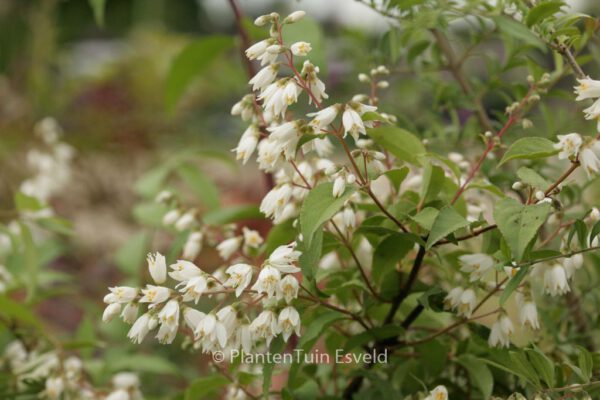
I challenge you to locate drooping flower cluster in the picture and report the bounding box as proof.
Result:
[102,238,302,353]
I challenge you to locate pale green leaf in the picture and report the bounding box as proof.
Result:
[367,126,426,165]
[498,137,558,167]
[426,206,470,249]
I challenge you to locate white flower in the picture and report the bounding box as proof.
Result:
[332,208,356,234]
[488,314,514,348]
[251,265,281,297]
[278,306,301,341]
[147,252,167,284]
[583,98,600,121]
[277,274,299,303]
[301,60,328,104]
[196,314,228,348]
[304,137,334,157]
[113,372,140,390]
[242,227,263,249]
[308,104,340,130]
[267,121,302,160]
[424,385,448,400]
[575,78,600,100]
[457,288,476,317]
[234,124,260,164]
[554,133,582,160]
[256,137,283,172]
[260,184,293,221]
[217,237,243,260]
[544,264,570,296]
[267,243,301,273]
[563,253,583,279]
[178,275,211,303]
[231,94,255,121]
[249,64,280,92]
[518,299,540,330]
[459,253,494,282]
[139,285,170,304]
[104,286,138,304]
[503,265,520,279]
[284,10,305,23]
[182,231,203,260]
[162,208,181,226]
[169,260,203,281]
[128,314,151,344]
[250,310,279,345]
[175,210,196,231]
[45,377,65,400]
[102,303,122,323]
[332,175,347,197]
[245,39,272,62]
[217,305,239,335]
[444,287,464,310]
[183,307,206,331]
[224,263,254,297]
[290,41,311,56]
[233,324,253,353]
[342,105,366,141]
[579,140,600,177]
[105,389,130,400]
[259,79,301,117]
[158,299,180,328]
[121,303,138,324]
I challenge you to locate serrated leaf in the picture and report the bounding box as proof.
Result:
[526,348,555,387]
[419,164,445,205]
[426,206,470,249]
[299,182,355,247]
[500,266,529,306]
[165,35,234,111]
[367,126,426,165]
[410,207,439,231]
[576,345,593,382]
[494,198,551,261]
[498,137,558,166]
[384,167,409,191]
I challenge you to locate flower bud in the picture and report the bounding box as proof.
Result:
[358,73,370,83]
[284,10,305,24]
[512,181,524,190]
[377,80,389,89]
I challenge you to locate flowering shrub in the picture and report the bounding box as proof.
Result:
[2,0,600,399]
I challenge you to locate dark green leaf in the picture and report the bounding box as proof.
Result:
[367,126,426,165]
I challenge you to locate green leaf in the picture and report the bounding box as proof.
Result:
[590,220,600,246]
[577,345,593,383]
[299,182,355,247]
[367,126,426,165]
[526,1,565,27]
[36,217,74,235]
[517,167,551,189]
[457,355,493,399]
[419,164,445,205]
[19,222,38,302]
[509,351,542,388]
[114,232,148,276]
[0,295,42,328]
[372,233,415,285]
[298,228,322,282]
[297,311,345,352]
[177,163,220,210]
[494,16,547,51]
[384,167,409,191]
[526,348,555,388]
[14,192,44,212]
[494,198,551,261]
[109,354,179,375]
[88,0,106,27]
[165,35,234,111]
[262,336,286,395]
[134,164,171,198]
[425,206,470,249]
[500,266,529,306]
[498,137,558,167]
[185,375,229,400]
[203,205,262,225]
[410,207,439,231]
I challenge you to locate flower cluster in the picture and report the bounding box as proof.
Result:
[1,340,142,400]
[102,239,302,353]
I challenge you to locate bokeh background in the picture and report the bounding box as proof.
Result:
[1,0,600,396]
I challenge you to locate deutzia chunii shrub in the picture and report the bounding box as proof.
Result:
[102,3,600,400]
